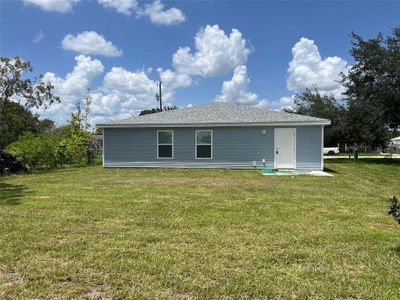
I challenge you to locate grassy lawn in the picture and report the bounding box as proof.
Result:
[1,159,400,299]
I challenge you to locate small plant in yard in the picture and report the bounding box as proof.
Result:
[388,196,400,224]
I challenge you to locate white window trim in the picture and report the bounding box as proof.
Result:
[157,130,174,159]
[195,130,213,159]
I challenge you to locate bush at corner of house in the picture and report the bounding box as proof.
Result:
[94,153,102,166]
[63,134,90,165]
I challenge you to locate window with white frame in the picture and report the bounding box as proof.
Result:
[157,130,173,159]
[196,130,212,159]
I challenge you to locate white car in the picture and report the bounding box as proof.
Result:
[323,147,340,155]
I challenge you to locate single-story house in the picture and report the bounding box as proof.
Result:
[96,102,331,170]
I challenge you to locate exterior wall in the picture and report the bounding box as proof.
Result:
[296,126,323,170]
[103,125,323,170]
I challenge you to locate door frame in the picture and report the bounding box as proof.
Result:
[274,128,296,169]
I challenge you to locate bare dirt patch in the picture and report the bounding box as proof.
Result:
[0,268,22,288]
[86,284,107,299]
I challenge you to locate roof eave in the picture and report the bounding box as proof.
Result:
[96,121,331,128]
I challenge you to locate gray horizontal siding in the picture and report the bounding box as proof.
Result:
[104,127,274,168]
[213,128,273,162]
[104,126,323,170]
[104,128,157,161]
[174,128,195,160]
[296,126,322,170]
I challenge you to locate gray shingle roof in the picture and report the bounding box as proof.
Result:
[96,102,330,127]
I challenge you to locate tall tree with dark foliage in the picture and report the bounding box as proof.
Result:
[342,26,400,146]
[0,56,59,149]
[0,101,55,149]
[0,56,59,108]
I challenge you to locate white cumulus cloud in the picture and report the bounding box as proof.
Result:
[148,25,252,102]
[97,0,185,26]
[140,0,186,25]
[97,0,137,15]
[23,0,187,28]
[102,67,155,94]
[94,25,253,123]
[287,37,349,98]
[214,66,298,110]
[215,65,267,107]
[172,25,251,78]
[61,31,123,57]
[24,0,79,13]
[157,68,192,90]
[90,67,168,124]
[34,55,104,124]
[155,68,192,102]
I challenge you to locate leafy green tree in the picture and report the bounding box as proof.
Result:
[36,118,56,134]
[0,101,55,149]
[0,56,59,109]
[0,56,58,149]
[54,140,68,166]
[287,87,347,146]
[60,95,92,164]
[342,27,400,146]
[344,100,391,147]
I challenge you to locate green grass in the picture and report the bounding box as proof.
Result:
[1,159,400,299]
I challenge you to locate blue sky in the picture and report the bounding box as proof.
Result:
[1,0,399,125]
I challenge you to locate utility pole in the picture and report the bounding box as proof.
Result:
[156,81,162,110]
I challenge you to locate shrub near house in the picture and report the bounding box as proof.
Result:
[6,133,60,170]
[5,131,93,171]
[5,99,96,171]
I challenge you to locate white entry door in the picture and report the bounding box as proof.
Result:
[274,128,296,169]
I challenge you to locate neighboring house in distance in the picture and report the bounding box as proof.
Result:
[96,102,331,170]
[389,136,400,151]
